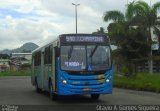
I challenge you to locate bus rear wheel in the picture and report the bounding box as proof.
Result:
[49,82,57,100]
[91,94,100,100]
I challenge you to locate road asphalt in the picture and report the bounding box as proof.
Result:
[0,76,159,111]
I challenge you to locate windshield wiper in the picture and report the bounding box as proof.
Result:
[68,46,73,60]
[88,45,98,68]
[89,45,98,58]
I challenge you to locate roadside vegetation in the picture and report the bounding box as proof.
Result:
[114,73,160,93]
[0,70,31,76]
[93,0,160,75]
[103,0,160,75]
[104,0,160,93]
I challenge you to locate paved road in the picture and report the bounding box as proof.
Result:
[0,77,160,111]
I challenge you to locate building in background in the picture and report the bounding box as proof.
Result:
[10,53,32,71]
[11,53,32,65]
[0,59,10,72]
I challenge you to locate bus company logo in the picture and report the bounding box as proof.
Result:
[98,75,105,79]
[98,75,105,83]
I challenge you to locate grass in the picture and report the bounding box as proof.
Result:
[0,70,31,76]
[113,73,160,93]
[0,70,160,93]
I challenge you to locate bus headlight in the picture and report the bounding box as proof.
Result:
[106,79,110,83]
[62,80,67,84]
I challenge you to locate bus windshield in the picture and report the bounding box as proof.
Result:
[61,45,111,71]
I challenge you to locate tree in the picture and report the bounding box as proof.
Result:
[0,54,10,59]
[103,0,160,74]
[103,1,151,75]
[126,0,160,74]
[103,2,135,47]
[109,23,149,75]
[92,27,106,34]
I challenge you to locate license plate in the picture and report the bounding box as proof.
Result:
[83,88,92,91]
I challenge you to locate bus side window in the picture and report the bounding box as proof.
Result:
[34,51,41,66]
[44,48,47,64]
[55,47,60,57]
[49,45,53,64]
[45,46,50,64]
[44,45,53,65]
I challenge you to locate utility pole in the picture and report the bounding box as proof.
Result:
[72,3,80,34]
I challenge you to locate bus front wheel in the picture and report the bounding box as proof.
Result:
[91,94,100,100]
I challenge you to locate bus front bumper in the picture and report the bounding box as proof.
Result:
[57,83,112,95]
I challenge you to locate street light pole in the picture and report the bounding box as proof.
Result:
[72,3,80,34]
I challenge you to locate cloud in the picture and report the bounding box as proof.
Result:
[0,14,59,49]
[0,0,160,50]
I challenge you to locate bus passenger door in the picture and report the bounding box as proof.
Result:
[41,50,45,90]
[52,48,56,92]
[31,56,35,85]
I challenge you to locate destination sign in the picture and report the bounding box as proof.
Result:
[60,34,109,45]
[65,36,105,43]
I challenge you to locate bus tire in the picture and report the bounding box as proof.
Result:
[35,78,41,93]
[91,94,100,100]
[49,82,57,100]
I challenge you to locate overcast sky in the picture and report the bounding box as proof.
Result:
[0,0,159,50]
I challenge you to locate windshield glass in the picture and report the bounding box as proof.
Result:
[61,46,86,71]
[61,45,111,71]
[87,46,110,71]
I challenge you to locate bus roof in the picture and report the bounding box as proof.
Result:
[32,36,59,54]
